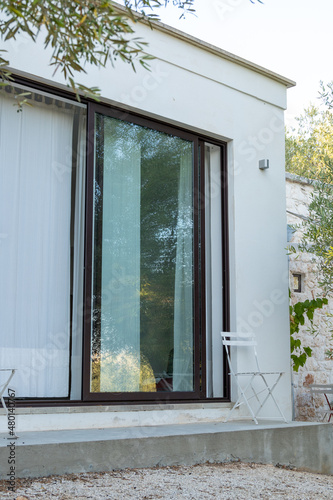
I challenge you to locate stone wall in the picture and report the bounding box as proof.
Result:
[286,173,333,421]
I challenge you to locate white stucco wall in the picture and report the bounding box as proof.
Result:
[1,19,294,423]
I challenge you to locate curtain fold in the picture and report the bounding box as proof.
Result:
[173,144,194,392]
[0,91,75,397]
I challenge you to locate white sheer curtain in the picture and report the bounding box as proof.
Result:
[99,119,141,392]
[173,144,194,391]
[0,90,77,397]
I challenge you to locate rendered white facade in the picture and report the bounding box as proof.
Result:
[0,18,295,430]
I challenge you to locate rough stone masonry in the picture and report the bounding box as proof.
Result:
[286,172,333,421]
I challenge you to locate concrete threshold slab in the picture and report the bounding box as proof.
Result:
[1,421,332,479]
[0,403,233,432]
[0,402,232,415]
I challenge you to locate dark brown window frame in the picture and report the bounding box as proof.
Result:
[6,75,230,407]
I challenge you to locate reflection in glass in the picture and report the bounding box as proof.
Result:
[91,115,194,393]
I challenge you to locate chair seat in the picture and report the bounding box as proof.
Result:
[232,371,283,376]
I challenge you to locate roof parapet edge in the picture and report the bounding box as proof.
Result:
[112,2,296,89]
[285,172,315,185]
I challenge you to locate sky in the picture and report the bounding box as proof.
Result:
[127,0,333,129]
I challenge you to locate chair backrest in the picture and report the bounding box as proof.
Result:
[222,332,257,347]
[221,332,260,373]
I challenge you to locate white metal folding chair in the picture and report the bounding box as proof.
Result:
[0,369,16,419]
[221,332,287,424]
[310,384,333,423]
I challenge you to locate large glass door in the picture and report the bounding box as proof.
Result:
[84,106,200,399]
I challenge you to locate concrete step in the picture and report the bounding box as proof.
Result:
[1,421,332,479]
[0,403,232,433]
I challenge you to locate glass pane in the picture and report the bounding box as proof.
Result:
[204,143,224,398]
[91,114,194,393]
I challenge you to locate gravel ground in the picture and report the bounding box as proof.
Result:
[0,462,333,499]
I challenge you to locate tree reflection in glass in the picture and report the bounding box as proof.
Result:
[91,114,194,393]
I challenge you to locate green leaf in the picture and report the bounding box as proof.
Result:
[8,6,24,17]
[54,19,66,28]
[303,347,312,357]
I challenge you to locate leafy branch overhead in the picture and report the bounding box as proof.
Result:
[0,0,196,97]
[285,103,333,181]
[0,0,263,99]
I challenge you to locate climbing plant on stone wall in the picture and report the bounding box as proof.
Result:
[290,296,328,372]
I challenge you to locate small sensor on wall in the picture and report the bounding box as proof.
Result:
[259,159,269,170]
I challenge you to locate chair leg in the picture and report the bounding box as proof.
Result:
[255,374,288,423]
[1,396,8,419]
[324,394,333,423]
[225,375,259,425]
[0,370,18,437]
